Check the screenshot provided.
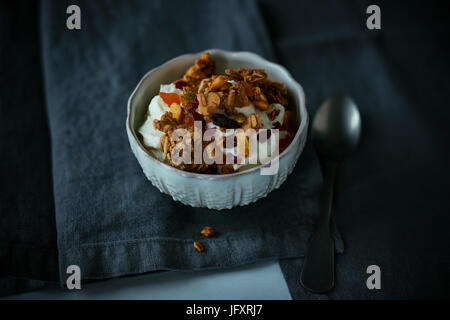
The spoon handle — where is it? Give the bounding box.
[300,160,337,293]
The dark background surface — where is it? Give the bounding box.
[262,0,450,299]
[0,0,58,295]
[1,0,449,299]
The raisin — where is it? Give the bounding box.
[272,121,281,129]
[211,113,241,129]
[175,80,188,90]
[191,111,206,131]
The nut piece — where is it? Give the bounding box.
[227,88,236,108]
[206,92,221,113]
[154,112,178,133]
[197,92,209,115]
[252,87,269,111]
[169,103,183,122]
[201,226,215,237]
[183,52,215,84]
[198,92,222,115]
[262,80,289,106]
[161,135,170,157]
[209,75,230,91]
[234,83,250,108]
[242,113,263,130]
[193,241,205,252]
[235,132,250,158]
[225,68,267,85]
[242,81,254,97]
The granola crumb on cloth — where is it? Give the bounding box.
[193,241,205,252]
[138,52,295,174]
[200,226,215,237]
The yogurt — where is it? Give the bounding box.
[138,83,182,149]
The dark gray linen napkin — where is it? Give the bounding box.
[40,0,343,284]
[4,0,448,300]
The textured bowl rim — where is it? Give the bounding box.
[126,49,308,180]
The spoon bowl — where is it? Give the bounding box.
[312,93,361,160]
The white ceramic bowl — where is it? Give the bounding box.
[127,49,308,210]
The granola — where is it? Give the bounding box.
[200,226,215,237]
[193,241,205,252]
[138,52,295,174]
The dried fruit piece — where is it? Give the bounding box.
[181,91,198,112]
[175,80,188,90]
[182,91,197,103]
[200,226,215,237]
[184,116,194,127]
[210,113,241,129]
[193,241,204,252]
[160,92,181,107]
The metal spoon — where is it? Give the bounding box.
[300,93,361,293]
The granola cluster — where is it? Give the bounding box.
[194,226,216,252]
[151,52,294,174]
